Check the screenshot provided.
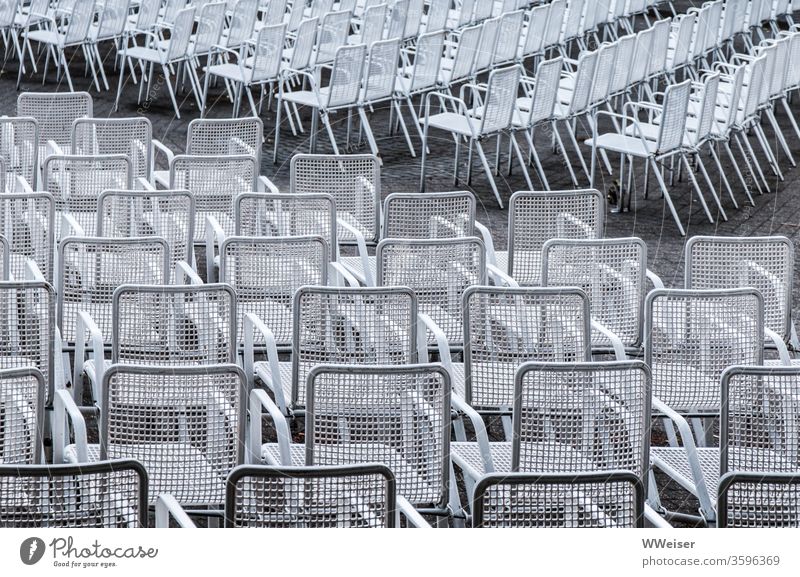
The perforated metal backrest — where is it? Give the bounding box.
[507,189,605,286]
[316,9,352,64]
[289,287,418,406]
[403,0,423,39]
[568,48,598,115]
[0,0,19,27]
[455,0,474,28]
[250,23,286,82]
[326,44,367,108]
[186,117,263,163]
[703,1,724,53]
[628,27,653,86]
[0,117,38,190]
[0,460,148,527]
[644,289,764,414]
[407,30,445,91]
[363,38,401,103]
[670,12,696,70]
[522,4,551,57]
[378,237,485,345]
[17,92,91,152]
[220,236,328,346]
[718,472,800,528]
[291,153,380,244]
[57,237,170,344]
[286,0,306,31]
[542,237,646,349]
[449,24,482,83]
[63,0,95,45]
[655,79,691,153]
[169,154,257,243]
[359,3,388,47]
[101,364,246,506]
[543,0,566,48]
[685,236,793,342]
[134,0,161,29]
[0,192,54,282]
[741,55,767,121]
[479,65,520,134]
[310,0,334,18]
[97,189,194,278]
[71,117,152,181]
[235,192,337,260]
[474,16,501,72]
[225,464,397,527]
[562,0,585,41]
[161,0,187,25]
[386,0,408,39]
[94,0,129,39]
[769,35,790,98]
[607,34,635,96]
[382,191,475,239]
[305,364,450,508]
[290,17,319,68]
[785,31,800,90]
[463,287,592,409]
[693,72,721,144]
[473,471,645,528]
[0,282,55,404]
[166,7,196,60]
[0,368,44,465]
[425,0,449,33]
[494,10,524,64]
[226,0,258,47]
[589,42,617,106]
[263,0,286,24]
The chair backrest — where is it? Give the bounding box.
[692,71,722,144]
[64,0,95,45]
[97,189,194,276]
[111,283,235,365]
[57,237,170,344]
[101,364,246,506]
[741,54,767,122]
[784,31,800,90]
[315,9,352,65]
[644,288,764,413]
[507,189,606,286]
[310,0,335,18]
[134,0,161,30]
[0,460,148,527]
[463,287,592,409]
[562,0,586,43]
[326,43,368,108]
[521,3,551,58]
[359,2,388,48]
[567,48,598,115]
[759,0,774,23]
[718,472,800,528]
[474,16,501,73]
[769,34,791,99]
[607,34,635,96]
[407,30,445,91]
[647,18,670,79]
[166,7,197,61]
[0,192,54,282]
[543,0,566,48]
[448,24,482,84]
[250,23,286,83]
[192,1,227,55]
[71,117,152,181]
[703,1,724,54]
[17,92,92,152]
[286,0,306,31]
[589,41,617,107]
[0,0,19,28]
[403,0,424,40]
[305,363,450,508]
[473,0,493,22]
[654,79,691,153]
[220,235,328,347]
[494,10,524,65]
[225,464,397,527]
[235,192,337,261]
[628,26,653,86]
[542,237,647,350]
[425,0,449,33]
[363,38,401,103]
[0,117,38,190]
[382,191,475,239]
[262,0,287,24]
[717,63,745,134]
[291,153,380,245]
[473,471,645,528]
[186,115,263,164]
[169,155,257,243]
[685,235,793,343]
[386,0,408,39]
[0,368,44,465]
[161,0,187,25]
[94,0,130,40]
[289,17,319,70]
[290,286,419,406]
[377,237,485,344]
[670,12,696,71]
[0,235,6,279]
[478,65,521,134]
[454,0,474,28]
[226,0,259,48]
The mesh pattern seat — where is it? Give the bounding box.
[0,117,38,190]
[290,154,380,245]
[225,464,397,528]
[0,460,147,528]
[498,190,605,286]
[71,118,153,182]
[0,368,44,465]
[0,193,54,282]
[220,236,328,347]
[377,237,485,346]
[472,471,645,528]
[0,282,55,404]
[542,238,647,350]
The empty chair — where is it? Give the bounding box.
[252,364,451,521]
[0,192,55,282]
[472,471,645,528]
[0,116,38,191]
[156,464,425,528]
[0,368,45,465]
[17,91,92,161]
[647,289,765,525]
[0,460,148,527]
[485,190,605,287]
[291,154,380,247]
[70,117,153,185]
[312,9,352,66]
[243,286,421,417]
[55,364,247,515]
[88,0,130,91]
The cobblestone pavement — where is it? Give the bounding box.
[3,0,798,525]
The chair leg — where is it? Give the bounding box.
[722,140,754,206]
[734,132,768,194]
[392,100,416,157]
[509,131,534,190]
[322,111,341,155]
[693,152,727,222]
[358,107,379,158]
[524,129,549,190]
[650,157,685,236]
[753,123,783,180]
[60,50,74,92]
[681,154,714,224]
[114,48,127,111]
[419,117,429,192]
[707,141,738,210]
[162,64,181,119]
[554,121,579,187]
[94,43,109,90]
[473,138,504,209]
[273,96,282,164]
[765,108,796,167]
[738,132,770,192]
[780,98,800,140]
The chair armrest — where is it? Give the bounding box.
[175,260,203,285]
[243,313,288,412]
[765,328,793,365]
[155,494,197,528]
[417,313,452,369]
[591,319,627,361]
[25,259,46,282]
[152,139,176,168]
[397,496,432,528]
[135,176,155,191]
[329,262,360,287]
[487,263,518,287]
[337,218,374,286]
[205,215,226,283]
[451,394,494,473]
[645,504,673,528]
[45,139,64,158]
[61,213,86,237]
[14,175,34,193]
[73,311,106,402]
[258,175,280,194]
[473,221,497,267]
[53,389,88,463]
[646,269,665,289]
[249,388,292,465]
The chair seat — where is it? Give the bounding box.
[420,111,479,137]
[339,255,376,285]
[280,87,330,108]
[23,30,63,46]
[254,360,294,406]
[586,132,658,157]
[125,45,165,64]
[650,446,719,501]
[206,62,254,83]
[651,363,721,414]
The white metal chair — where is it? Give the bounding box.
[0,192,54,282]
[0,368,45,465]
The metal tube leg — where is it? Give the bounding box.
[392,100,416,157]
[708,141,738,209]
[509,132,534,190]
[524,130,549,189]
[694,153,727,221]
[321,111,340,155]
[419,116,430,192]
[765,108,796,167]
[273,95,282,164]
[162,64,181,119]
[739,132,770,192]
[723,140,755,206]
[650,157,686,236]
[474,139,504,208]
[554,122,579,187]
[358,107,379,158]
[566,122,590,182]
[753,123,783,180]
[681,154,714,223]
